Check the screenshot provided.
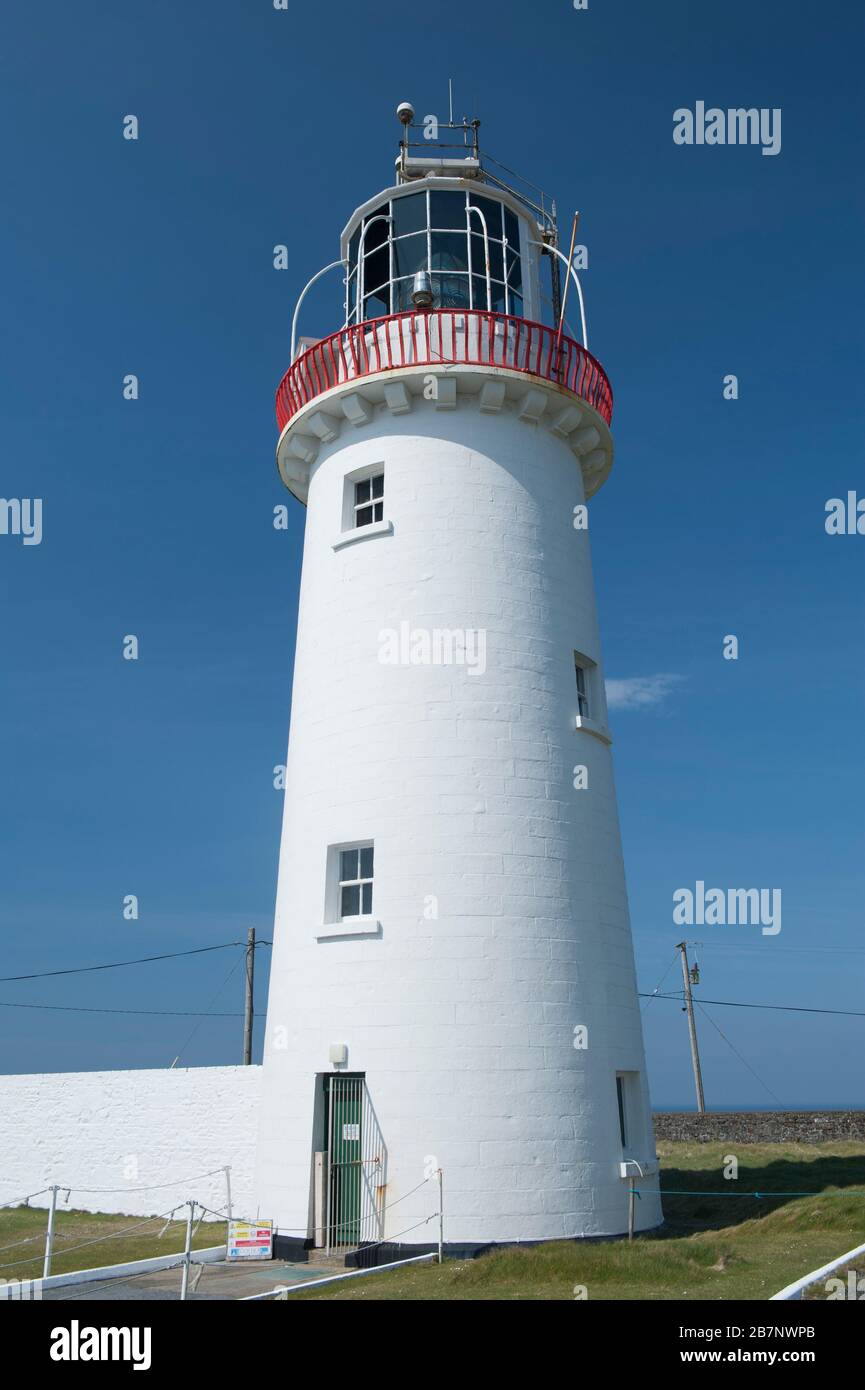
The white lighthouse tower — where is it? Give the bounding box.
[255,110,661,1257]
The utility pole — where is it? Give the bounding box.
[243,927,255,1065]
[676,941,705,1113]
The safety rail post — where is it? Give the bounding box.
[437,1169,444,1265]
[180,1201,195,1302]
[43,1185,59,1279]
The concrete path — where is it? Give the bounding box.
[42,1256,346,1302]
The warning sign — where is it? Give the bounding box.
[227,1219,273,1261]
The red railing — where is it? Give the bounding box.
[275,309,613,432]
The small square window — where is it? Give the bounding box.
[354,473,384,529]
[337,843,374,921]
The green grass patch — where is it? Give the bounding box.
[0,1206,227,1284]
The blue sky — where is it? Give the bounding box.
[1,0,862,1106]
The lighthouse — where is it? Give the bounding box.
[255,109,662,1255]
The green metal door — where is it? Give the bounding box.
[327,1076,362,1250]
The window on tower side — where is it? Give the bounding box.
[616,1075,628,1148]
[338,844,374,920]
[615,1071,642,1157]
[574,653,591,718]
[354,473,384,529]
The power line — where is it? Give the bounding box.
[0,1001,242,1017]
[641,992,865,1019]
[685,942,865,957]
[0,940,271,984]
[170,957,244,1065]
[641,951,679,1013]
[2,990,861,1023]
[695,1001,784,1108]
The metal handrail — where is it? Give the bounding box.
[275,308,613,433]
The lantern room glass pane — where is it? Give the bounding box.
[363,244,389,291]
[431,272,470,309]
[429,189,465,229]
[392,191,427,237]
[430,231,467,272]
[393,232,428,278]
[363,290,389,320]
[470,232,504,282]
[469,193,504,238]
[506,241,522,293]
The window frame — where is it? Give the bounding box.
[337,843,374,922]
[353,472,384,529]
[574,652,594,719]
[616,1075,628,1148]
[615,1071,643,1158]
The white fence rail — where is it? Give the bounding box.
[770,1238,865,1300]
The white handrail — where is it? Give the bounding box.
[290,260,346,363]
[770,1237,865,1300]
[466,206,492,312]
[530,240,588,350]
[356,214,393,330]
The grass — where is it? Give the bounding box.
[0,1206,227,1284]
[293,1140,865,1300]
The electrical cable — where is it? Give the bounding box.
[0,940,270,984]
[640,992,865,1019]
[695,1001,784,1108]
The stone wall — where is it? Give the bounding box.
[654,1111,865,1144]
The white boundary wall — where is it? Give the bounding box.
[0,1065,261,1220]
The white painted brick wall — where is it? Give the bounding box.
[0,1066,260,1221]
[256,392,662,1245]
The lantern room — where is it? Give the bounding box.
[342,180,538,324]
